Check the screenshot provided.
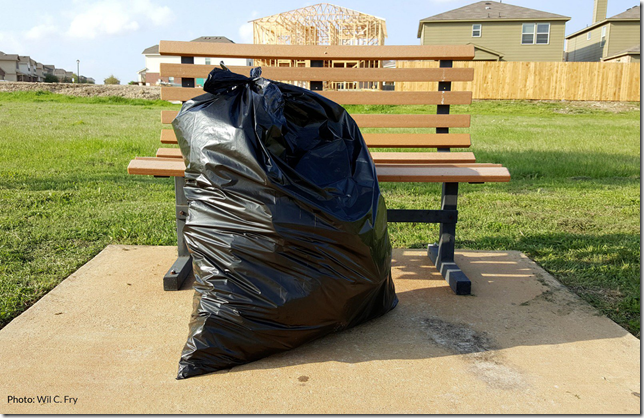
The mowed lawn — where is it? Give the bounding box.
[0,91,640,336]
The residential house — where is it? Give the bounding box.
[140,36,251,87]
[18,56,38,81]
[417,1,571,61]
[35,62,44,82]
[0,52,19,81]
[43,65,55,76]
[53,68,69,82]
[603,44,640,62]
[565,2,640,62]
[0,53,90,83]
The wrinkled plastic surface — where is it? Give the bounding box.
[173,67,398,380]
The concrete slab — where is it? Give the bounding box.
[0,246,639,414]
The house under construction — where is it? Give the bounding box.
[251,3,388,90]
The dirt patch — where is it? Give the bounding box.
[0,82,160,100]
[423,317,494,354]
[552,100,639,114]
[422,317,529,391]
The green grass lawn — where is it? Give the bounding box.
[0,91,640,336]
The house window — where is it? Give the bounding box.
[536,23,550,44]
[205,58,211,65]
[472,24,481,37]
[522,23,549,44]
[522,24,535,44]
[600,26,607,46]
[587,32,592,40]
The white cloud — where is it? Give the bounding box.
[238,22,253,43]
[25,22,59,41]
[238,11,259,44]
[66,0,173,39]
[0,32,25,52]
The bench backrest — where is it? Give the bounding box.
[156,41,475,151]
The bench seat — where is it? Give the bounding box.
[128,157,510,183]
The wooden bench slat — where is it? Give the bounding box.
[161,87,472,105]
[325,91,472,105]
[377,165,511,183]
[161,111,177,124]
[159,41,475,60]
[161,111,471,128]
[363,134,471,148]
[160,63,475,82]
[156,148,477,164]
[371,152,475,163]
[353,114,471,128]
[161,130,471,148]
[128,157,510,183]
[156,148,183,158]
[128,158,186,177]
[160,129,176,144]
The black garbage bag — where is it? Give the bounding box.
[173,67,398,379]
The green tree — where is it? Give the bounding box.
[104,75,120,85]
[43,74,59,83]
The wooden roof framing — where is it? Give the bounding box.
[251,3,387,46]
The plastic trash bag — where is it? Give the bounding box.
[173,67,398,379]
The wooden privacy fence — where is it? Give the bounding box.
[395,61,640,101]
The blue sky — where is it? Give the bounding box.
[0,0,639,84]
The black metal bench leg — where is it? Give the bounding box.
[427,182,471,295]
[164,177,193,291]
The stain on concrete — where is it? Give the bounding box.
[468,352,526,391]
[632,392,640,398]
[519,279,597,317]
[298,375,309,382]
[422,317,493,355]
[422,317,528,391]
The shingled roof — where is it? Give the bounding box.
[0,51,19,60]
[566,5,640,39]
[142,45,159,55]
[418,1,570,37]
[189,36,234,43]
[604,44,640,60]
[142,36,234,55]
[608,5,640,20]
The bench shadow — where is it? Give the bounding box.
[179,248,632,379]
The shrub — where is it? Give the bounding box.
[43,74,59,83]
[104,75,120,85]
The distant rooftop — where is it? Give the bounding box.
[142,36,234,54]
[0,51,19,60]
[609,5,641,20]
[606,44,640,57]
[418,1,570,37]
[566,5,640,39]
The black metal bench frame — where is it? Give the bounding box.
[165,178,468,294]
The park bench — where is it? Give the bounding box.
[127,41,510,295]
